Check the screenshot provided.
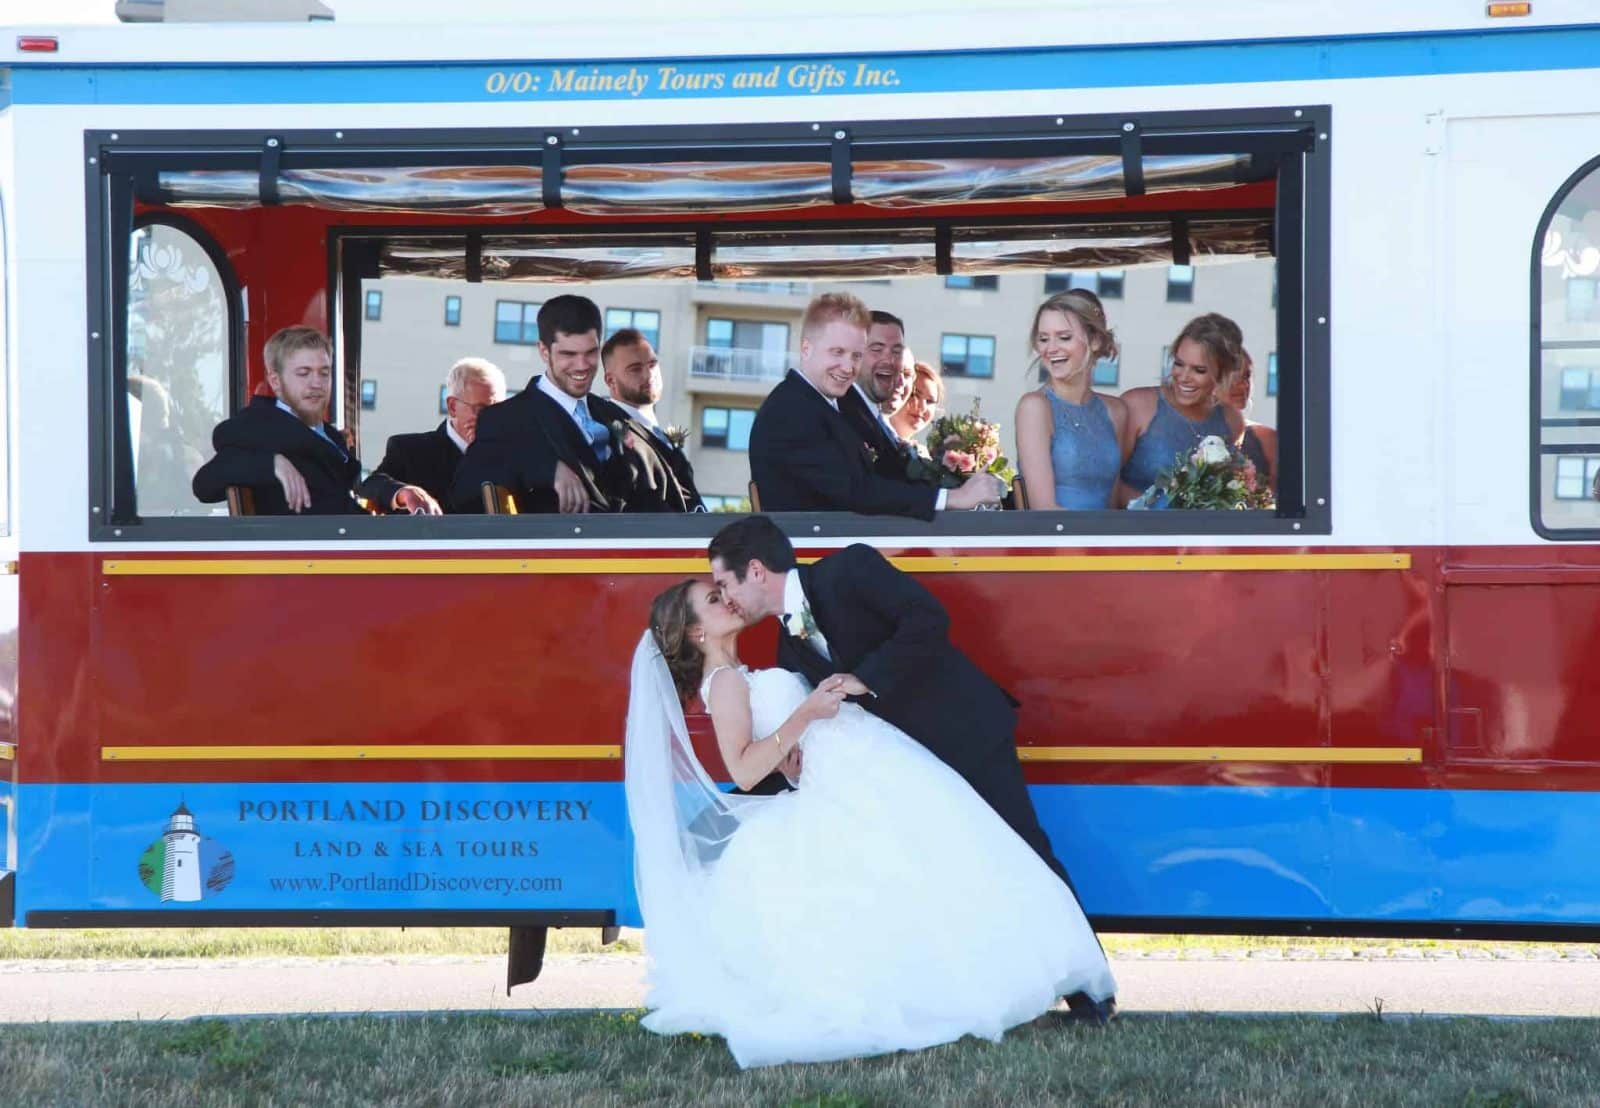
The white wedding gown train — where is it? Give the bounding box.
[640,666,1115,1068]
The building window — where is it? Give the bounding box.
[605,308,661,349]
[941,334,996,378]
[702,406,756,451]
[1267,352,1279,397]
[1166,265,1195,303]
[700,494,749,512]
[365,289,382,321]
[1044,270,1124,299]
[1555,456,1600,499]
[1560,368,1600,410]
[494,300,541,345]
[438,385,450,415]
[946,275,998,291]
[1569,278,1599,323]
[359,379,377,410]
[1091,358,1119,387]
[706,317,789,351]
[444,295,461,327]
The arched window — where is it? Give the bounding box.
[1535,157,1600,536]
[126,219,236,516]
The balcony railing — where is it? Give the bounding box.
[689,345,791,383]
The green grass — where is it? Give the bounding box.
[0,1011,1595,1107]
[0,925,1588,962]
[0,926,640,961]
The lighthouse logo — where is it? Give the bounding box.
[138,801,235,902]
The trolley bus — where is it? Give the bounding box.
[3,2,1600,986]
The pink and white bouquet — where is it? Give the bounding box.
[906,398,1016,489]
[1129,434,1273,510]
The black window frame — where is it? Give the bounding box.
[1043,269,1124,299]
[493,299,541,345]
[82,106,1330,542]
[604,306,662,349]
[1531,151,1600,540]
[940,332,997,379]
[701,405,756,451]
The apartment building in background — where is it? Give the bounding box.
[358,260,1278,508]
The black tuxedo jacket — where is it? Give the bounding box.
[450,377,643,513]
[192,395,402,516]
[748,371,937,520]
[771,544,1072,888]
[373,422,462,508]
[839,385,911,482]
[610,409,706,514]
[776,544,1018,765]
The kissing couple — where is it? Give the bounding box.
[625,514,1115,1068]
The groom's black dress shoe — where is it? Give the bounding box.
[1061,992,1118,1026]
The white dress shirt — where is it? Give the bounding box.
[444,420,468,454]
[610,399,669,445]
[793,369,840,411]
[782,568,831,661]
[536,373,588,427]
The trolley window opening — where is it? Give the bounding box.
[85,108,1329,541]
[1533,152,1600,539]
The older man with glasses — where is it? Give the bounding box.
[372,356,506,511]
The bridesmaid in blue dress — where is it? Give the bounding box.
[1117,312,1247,507]
[1014,289,1129,510]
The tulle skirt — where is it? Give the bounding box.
[641,703,1115,1068]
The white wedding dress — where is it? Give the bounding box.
[628,648,1115,1069]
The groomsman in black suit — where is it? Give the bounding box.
[747,292,1000,518]
[192,326,439,516]
[449,296,662,514]
[371,357,506,510]
[839,309,913,479]
[707,513,1114,1021]
[600,329,705,513]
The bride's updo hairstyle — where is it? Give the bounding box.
[650,579,704,703]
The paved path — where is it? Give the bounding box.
[6,950,1600,1023]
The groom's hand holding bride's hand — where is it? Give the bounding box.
[825,673,873,699]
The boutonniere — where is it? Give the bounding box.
[663,425,689,449]
[782,603,820,640]
[860,441,879,465]
[608,420,638,454]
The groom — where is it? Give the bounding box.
[707,515,1114,1020]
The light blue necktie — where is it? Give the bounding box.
[573,398,612,463]
[312,423,348,461]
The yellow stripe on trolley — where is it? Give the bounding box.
[102,744,621,762]
[1019,746,1421,764]
[102,552,1410,577]
[0,743,14,761]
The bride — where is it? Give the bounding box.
[625,578,1116,1069]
